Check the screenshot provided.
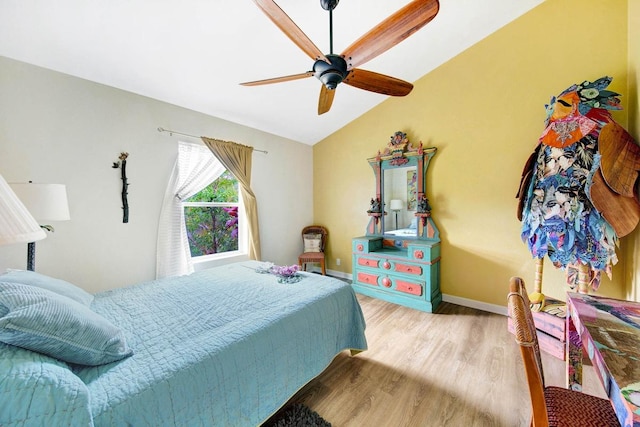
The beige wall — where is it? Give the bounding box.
[314,0,631,306]
[0,56,314,292]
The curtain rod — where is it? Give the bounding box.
[157,127,268,154]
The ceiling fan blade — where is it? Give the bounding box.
[343,68,413,96]
[240,71,314,86]
[253,0,329,63]
[318,85,336,115]
[341,0,439,69]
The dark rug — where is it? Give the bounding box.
[262,403,332,427]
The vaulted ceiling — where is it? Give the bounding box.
[0,1,543,144]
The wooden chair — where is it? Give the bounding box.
[298,226,328,275]
[507,277,619,427]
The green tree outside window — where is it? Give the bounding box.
[183,171,239,257]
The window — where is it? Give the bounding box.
[157,141,253,279]
[183,170,244,259]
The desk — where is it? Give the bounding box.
[566,292,640,427]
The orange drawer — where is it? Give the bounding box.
[396,280,423,296]
[357,272,379,286]
[394,263,422,275]
[358,257,380,268]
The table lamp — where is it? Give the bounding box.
[9,181,70,271]
[0,175,47,261]
[390,199,403,230]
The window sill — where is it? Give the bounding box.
[192,251,249,271]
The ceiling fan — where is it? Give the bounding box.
[241,0,440,115]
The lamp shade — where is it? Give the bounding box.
[0,174,46,245]
[390,199,403,211]
[10,182,70,222]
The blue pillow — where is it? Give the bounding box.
[1,270,94,306]
[0,282,132,366]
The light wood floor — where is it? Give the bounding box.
[290,294,607,427]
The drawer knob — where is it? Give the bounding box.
[382,277,392,288]
[382,261,391,269]
[357,244,364,252]
[414,250,424,259]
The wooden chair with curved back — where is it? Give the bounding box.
[298,225,328,275]
[507,277,619,427]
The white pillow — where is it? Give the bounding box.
[303,234,322,253]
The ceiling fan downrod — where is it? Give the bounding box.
[329,8,334,54]
[317,0,341,89]
[320,0,339,54]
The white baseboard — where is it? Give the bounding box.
[442,294,507,316]
[327,270,507,316]
[325,268,351,280]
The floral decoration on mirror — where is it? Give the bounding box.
[376,131,424,166]
[367,197,383,214]
[417,195,431,213]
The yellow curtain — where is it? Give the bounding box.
[201,137,261,260]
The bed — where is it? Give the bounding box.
[385,217,418,237]
[0,261,367,426]
[385,228,417,237]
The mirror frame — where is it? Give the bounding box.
[365,132,438,240]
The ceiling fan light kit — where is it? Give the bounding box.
[243,0,440,114]
[313,55,348,90]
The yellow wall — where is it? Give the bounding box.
[314,0,631,306]
[626,0,640,300]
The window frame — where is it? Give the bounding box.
[182,174,247,263]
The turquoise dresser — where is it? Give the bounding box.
[352,236,441,312]
[352,132,441,312]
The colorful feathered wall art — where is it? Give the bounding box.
[517,76,640,303]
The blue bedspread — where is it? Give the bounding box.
[0,261,367,426]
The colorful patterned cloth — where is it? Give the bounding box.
[520,77,622,290]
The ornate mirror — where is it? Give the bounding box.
[383,165,417,234]
[365,132,438,240]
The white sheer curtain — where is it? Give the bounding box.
[156,141,225,278]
